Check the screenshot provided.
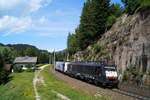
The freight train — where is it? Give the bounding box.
[55,62,118,87]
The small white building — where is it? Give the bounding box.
[13,57,37,70]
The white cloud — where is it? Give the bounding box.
[48,48,65,53]
[29,0,42,13]
[0,0,53,15]
[39,16,47,24]
[0,16,32,36]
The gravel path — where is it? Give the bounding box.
[33,65,48,100]
[51,68,138,100]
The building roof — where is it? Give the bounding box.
[14,57,37,64]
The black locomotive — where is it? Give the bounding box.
[55,62,119,87]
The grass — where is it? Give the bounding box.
[0,72,35,100]
[37,65,108,100]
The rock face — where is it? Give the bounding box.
[73,10,150,77]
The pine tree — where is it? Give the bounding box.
[67,33,78,54]
[77,0,110,50]
[122,0,141,14]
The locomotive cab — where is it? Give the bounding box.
[102,66,118,87]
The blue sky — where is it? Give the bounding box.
[0,0,123,52]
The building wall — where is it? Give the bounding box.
[15,63,35,70]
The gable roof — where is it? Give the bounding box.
[14,57,37,64]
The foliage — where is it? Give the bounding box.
[105,15,117,29]
[0,53,4,69]
[56,52,66,61]
[0,69,10,85]
[76,0,110,50]
[25,47,38,56]
[26,68,34,72]
[141,0,150,8]
[122,0,150,15]
[109,4,124,17]
[67,0,123,55]
[13,65,23,73]
[26,64,35,72]
[0,46,7,53]
[0,72,35,100]
[122,72,129,81]
[67,33,79,55]
[2,48,14,64]
[25,47,49,63]
[122,66,150,86]
[38,51,49,64]
[0,53,11,85]
[148,70,150,75]
[26,64,33,68]
[5,43,49,64]
[106,3,123,30]
[94,44,105,54]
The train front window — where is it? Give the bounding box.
[104,66,116,71]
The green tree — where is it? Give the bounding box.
[38,52,49,63]
[67,33,79,54]
[109,4,123,17]
[0,53,4,69]
[106,4,123,30]
[0,52,10,85]
[2,48,14,64]
[76,0,110,50]
[13,65,23,73]
[123,0,150,14]
[25,47,38,56]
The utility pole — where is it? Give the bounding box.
[53,49,56,68]
[49,54,52,64]
[67,53,69,62]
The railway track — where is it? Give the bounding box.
[112,89,150,100]
[51,68,150,100]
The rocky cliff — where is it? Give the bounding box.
[72,10,150,85]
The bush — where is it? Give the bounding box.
[26,64,35,72]
[94,44,105,54]
[106,15,117,29]
[0,69,10,84]
[26,68,35,72]
[122,72,129,81]
[13,65,23,72]
[26,64,32,68]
